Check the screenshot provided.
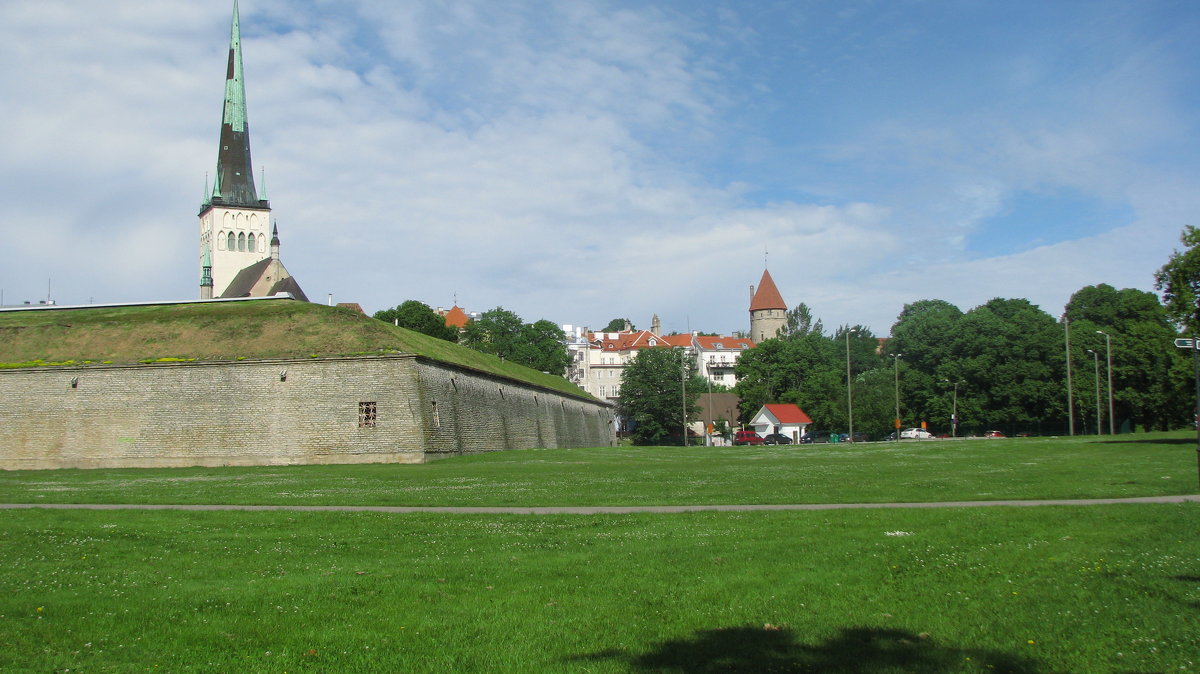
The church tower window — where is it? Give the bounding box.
[227,231,235,251]
[247,233,256,252]
[238,232,246,251]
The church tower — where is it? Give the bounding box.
[749,269,787,343]
[198,0,271,298]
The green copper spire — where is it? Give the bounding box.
[211,0,266,208]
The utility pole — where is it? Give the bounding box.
[846,328,857,442]
[1063,315,1075,436]
[1097,331,1115,434]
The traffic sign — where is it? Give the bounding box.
[1175,338,1196,349]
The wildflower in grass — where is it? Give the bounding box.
[885,531,912,537]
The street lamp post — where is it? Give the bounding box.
[681,352,688,447]
[943,379,962,437]
[846,328,857,442]
[1087,349,1101,436]
[1097,331,1114,435]
[890,353,902,436]
[1063,315,1075,436]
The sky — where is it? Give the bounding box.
[2,0,1199,337]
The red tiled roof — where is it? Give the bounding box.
[750,269,787,311]
[661,334,693,347]
[694,335,756,350]
[443,306,469,328]
[763,404,813,424]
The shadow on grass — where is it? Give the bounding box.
[568,625,1040,673]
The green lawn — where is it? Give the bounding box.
[3,506,1197,672]
[2,433,1199,672]
[1,432,1196,507]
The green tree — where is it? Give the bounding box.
[460,307,525,357]
[1066,284,1190,431]
[512,320,571,375]
[460,308,569,374]
[617,348,702,446]
[373,300,458,342]
[780,303,824,339]
[1154,225,1200,333]
[602,318,634,332]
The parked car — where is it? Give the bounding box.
[733,430,765,446]
[984,430,1006,438]
[799,430,831,444]
[762,433,793,445]
[899,427,934,440]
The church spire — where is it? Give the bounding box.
[211,0,264,208]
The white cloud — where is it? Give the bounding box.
[0,0,1197,342]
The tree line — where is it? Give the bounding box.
[373,301,570,375]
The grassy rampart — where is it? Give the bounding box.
[0,299,587,397]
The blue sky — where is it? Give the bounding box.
[2,0,1198,337]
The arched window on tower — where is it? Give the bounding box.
[217,231,226,251]
[238,232,246,252]
[247,233,256,253]
[226,232,235,251]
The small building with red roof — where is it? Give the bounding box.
[749,403,813,443]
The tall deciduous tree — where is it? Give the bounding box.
[373,300,458,342]
[781,303,824,339]
[617,348,702,446]
[1066,284,1189,431]
[1154,225,1200,333]
[513,320,571,375]
[602,318,635,332]
[460,307,570,375]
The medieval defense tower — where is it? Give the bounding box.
[198,0,272,298]
[749,269,787,343]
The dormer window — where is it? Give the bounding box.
[649,339,657,347]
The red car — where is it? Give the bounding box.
[733,430,765,446]
[984,430,1006,438]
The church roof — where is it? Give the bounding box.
[750,269,787,312]
[267,276,309,302]
[220,259,309,302]
[208,0,267,210]
[221,258,271,298]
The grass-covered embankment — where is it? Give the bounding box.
[2,432,1195,506]
[0,299,586,397]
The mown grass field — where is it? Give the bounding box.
[1,433,1195,507]
[2,433,1199,672]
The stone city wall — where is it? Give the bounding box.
[0,355,615,470]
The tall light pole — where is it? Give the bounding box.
[1087,349,1101,436]
[890,353,902,435]
[846,328,857,442]
[943,378,962,437]
[1097,330,1114,435]
[1063,315,1075,436]
[681,350,688,446]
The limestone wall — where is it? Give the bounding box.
[0,355,615,470]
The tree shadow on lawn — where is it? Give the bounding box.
[567,625,1040,673]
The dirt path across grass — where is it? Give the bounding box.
[2,495,1197,514]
